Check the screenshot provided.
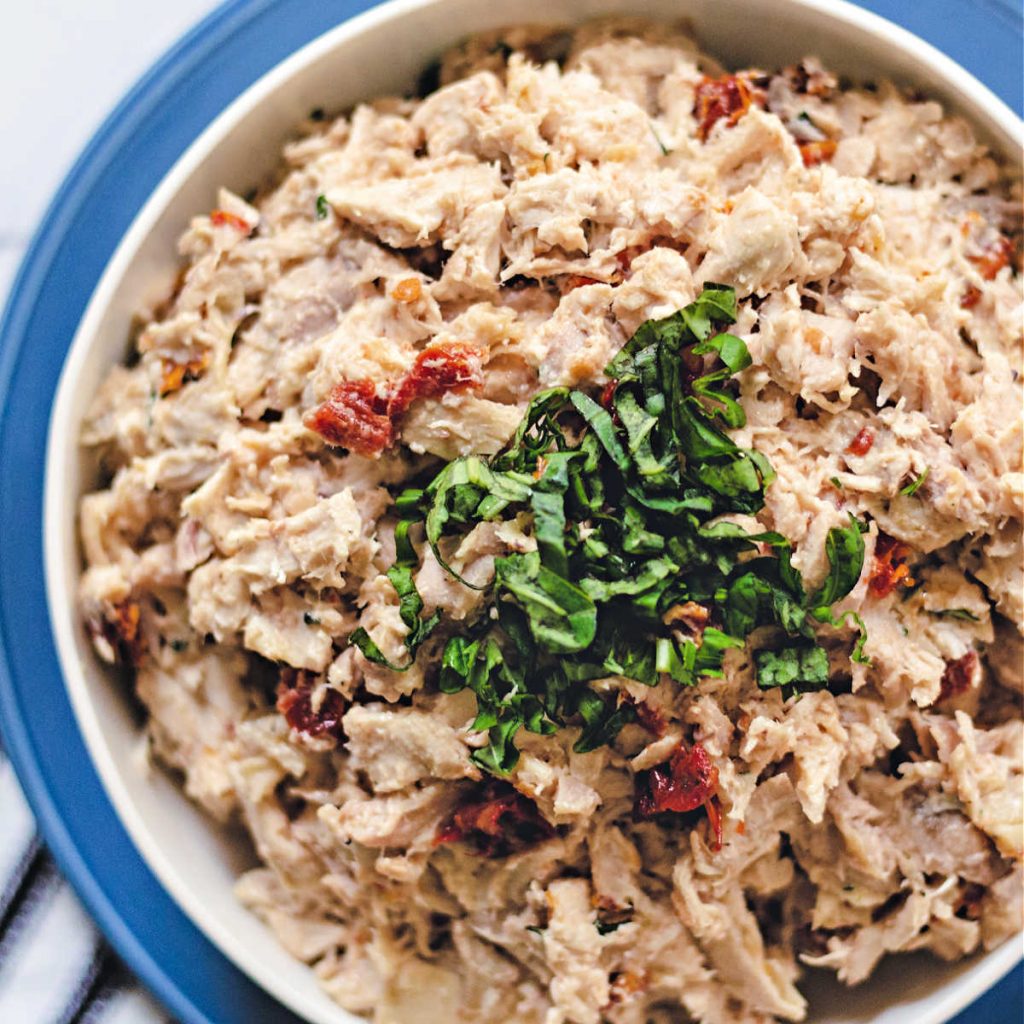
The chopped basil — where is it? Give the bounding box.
[650,122,671,156]
[315,194,330,220]
[351,286,867,772]
[350,519,440,671]
[899,467,929,497]
[755,645,830,690]
[810,516,866,610]
[169,638,188,652]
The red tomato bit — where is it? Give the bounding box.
[435,780,555,858]
[868,534,915,598]
[633,742,721,849]
[276,668,346,740]
[960,285,982,309]
[93,600,145,666]
[939,650,979,702]
[159,352,210,397]
[845,427,874,457]
[799,139,837,167]
[387,342,484,419]
[694,74,764,142]
[210,209,253,233]
[304,379,393,457]
[969,236,1013,281]
[306,344,483,457]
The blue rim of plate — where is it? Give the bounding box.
[0,2,1020,1022]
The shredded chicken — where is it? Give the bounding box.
[77,19,1022,1024]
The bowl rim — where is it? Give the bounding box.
[43,1,1024,1022]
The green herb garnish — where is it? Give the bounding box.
[650,122,671,156]
[350,519,440,669]
[928,608,981,622]
[352,285,867,773]
[315,194,330,220]
[899,467,929,497]
[755,644,830,691]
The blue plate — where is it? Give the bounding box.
[0,2,1020,1022]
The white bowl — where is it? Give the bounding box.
[44,1,1023,1022]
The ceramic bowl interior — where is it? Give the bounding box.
[44,1,1022,1022]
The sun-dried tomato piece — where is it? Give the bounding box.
[969,236,1013,281]
[564,275,601,291]
[633,742,719,828]
[799,139,837,167]
[307,344,482,456]
[159,352,210,397]
[960,285,983,309]
[210,209,252,233]
[694,74,764,142]
[387,342,483,418]
[939,650,979,702]
[275,668,346,740]
[868,534,915,598]
[435,780,554,858]
[845,426,874,457]
[304,379,394,457]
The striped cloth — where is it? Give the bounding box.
[0,749,172,1024]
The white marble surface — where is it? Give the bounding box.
[0,0,218,305]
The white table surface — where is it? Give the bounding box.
[0,5,219,1021]
[0,0,220,302]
